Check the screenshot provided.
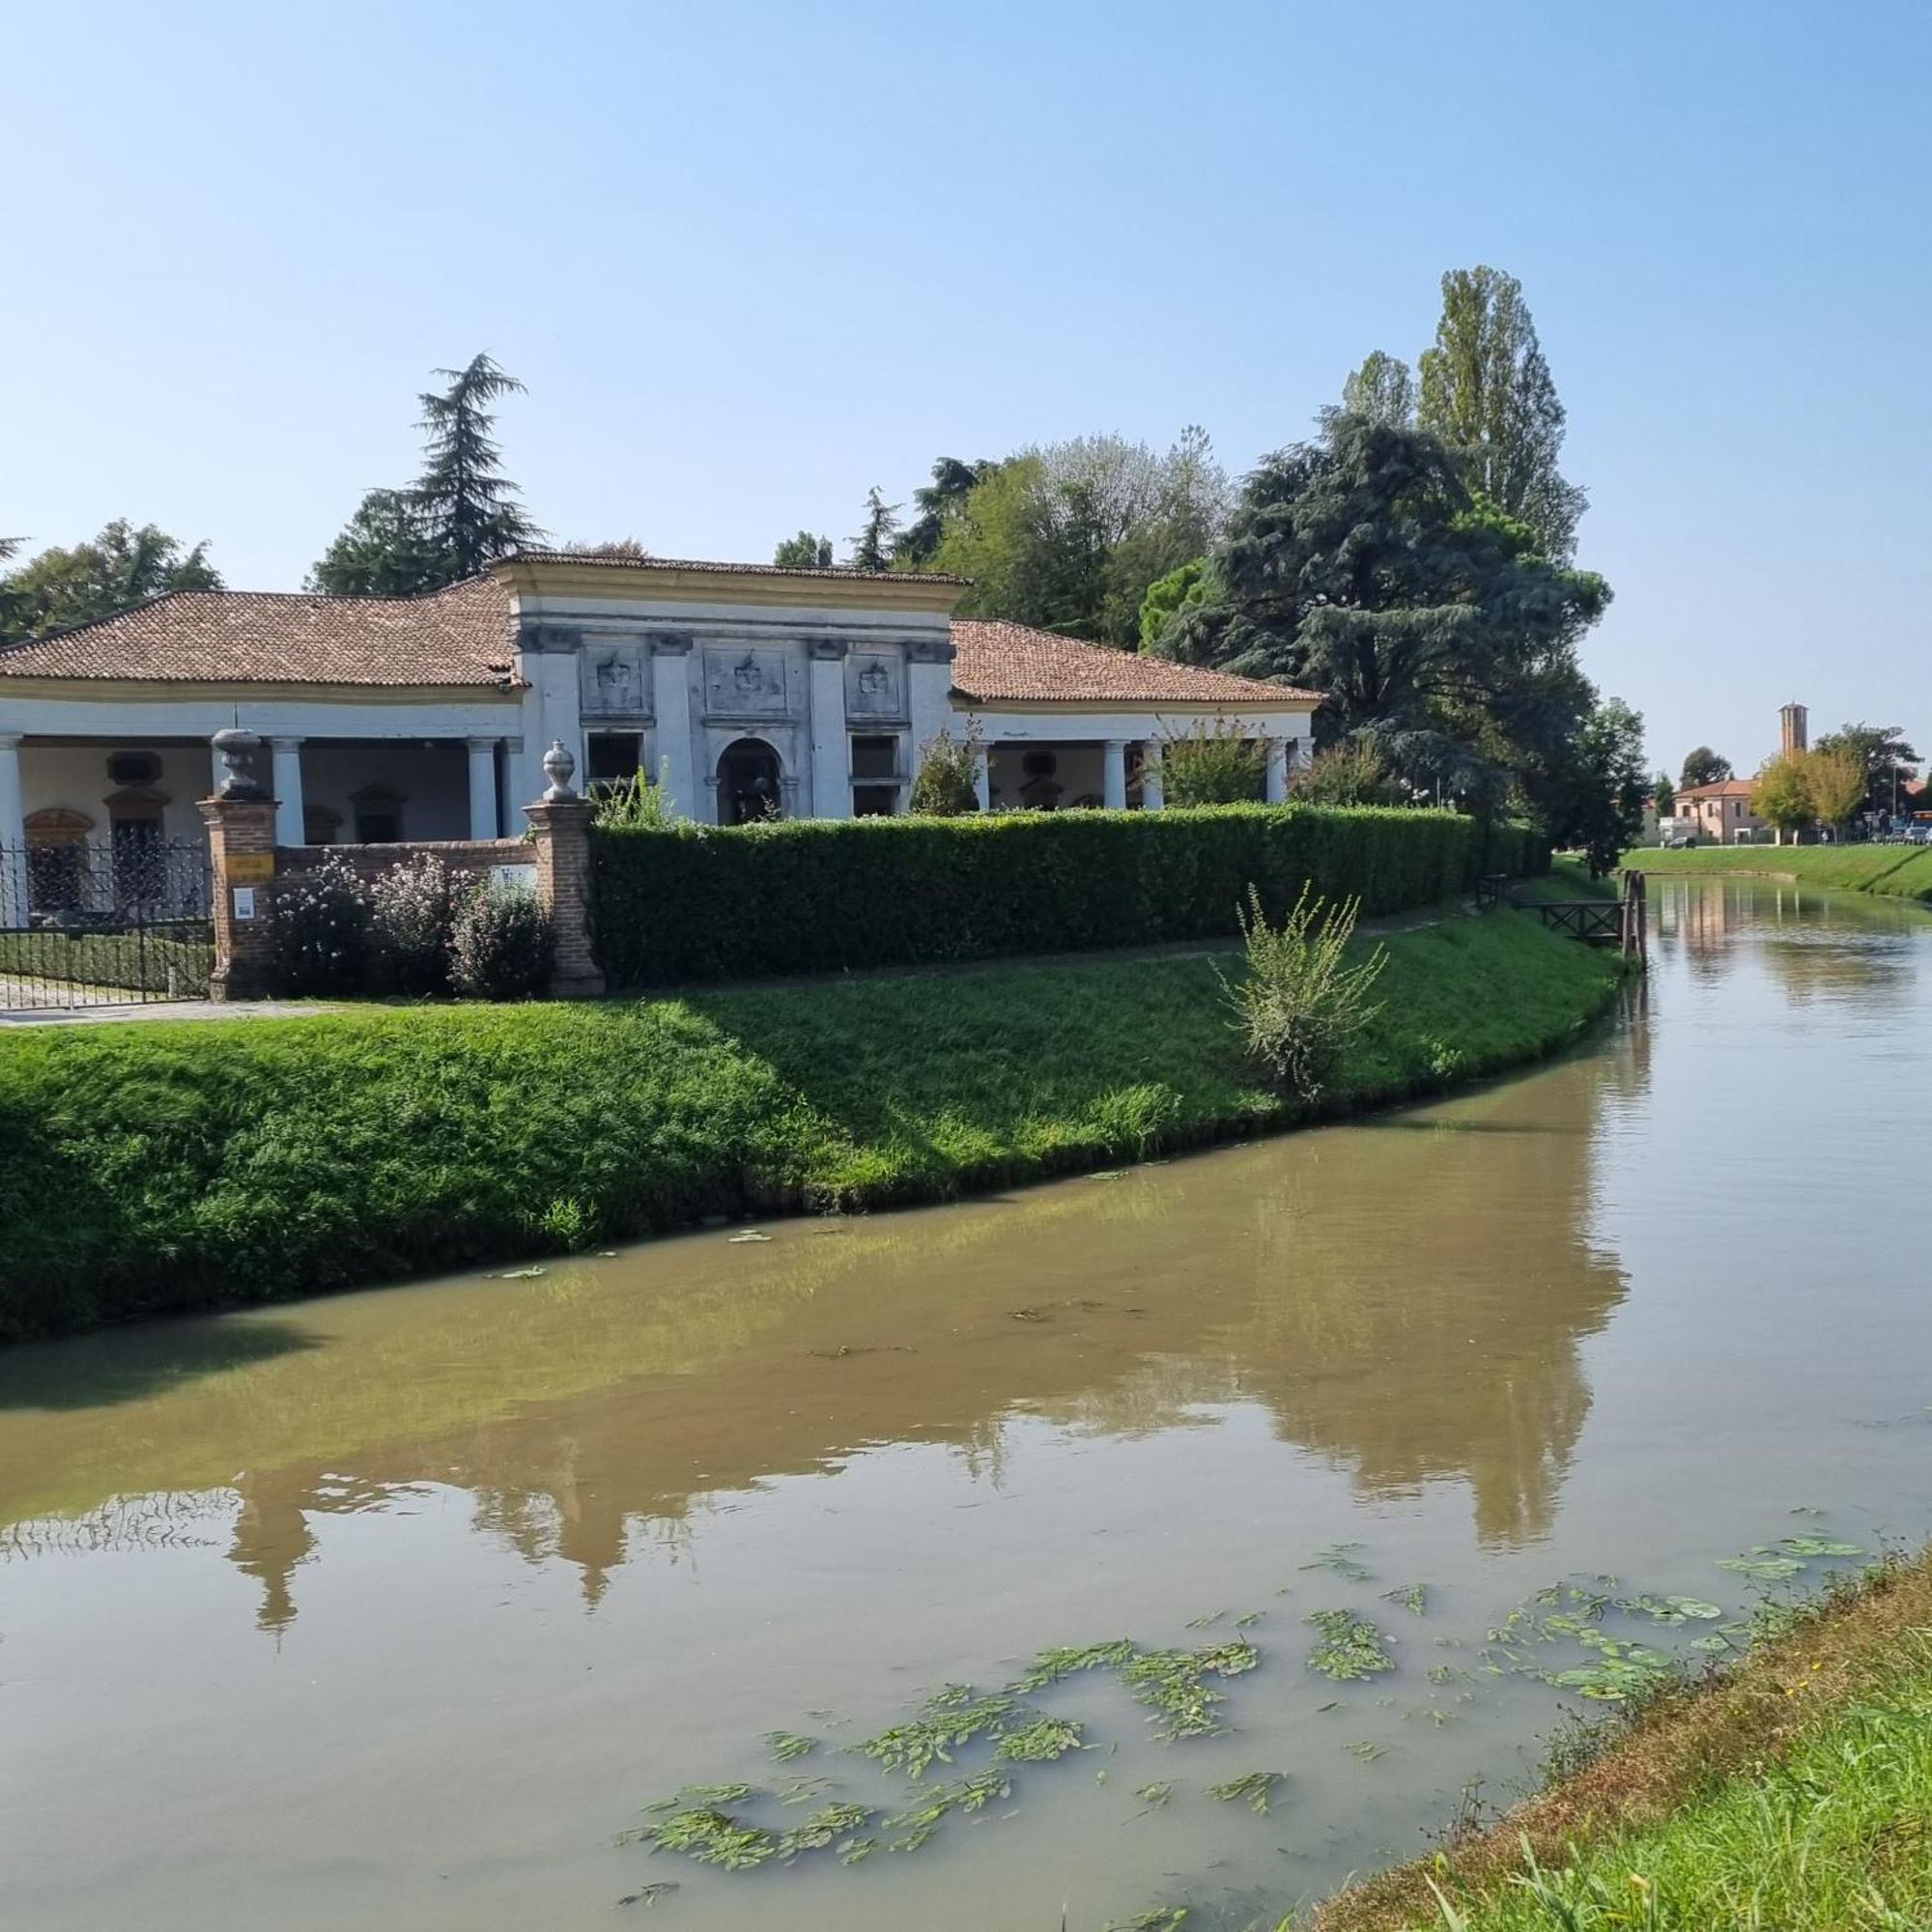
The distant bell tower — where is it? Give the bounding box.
[1779,701,1808,756]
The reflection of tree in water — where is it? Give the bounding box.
[7,1052,1637,1622]
[1027,1061,1634,1547]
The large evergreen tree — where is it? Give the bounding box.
[848,487,901,571]
[1679,746,1733,788]
[0,520,222,644]
[1156,412,1608,808]
[893,458,991,566]
[1417,267,1587,562]
[308,354,541,595]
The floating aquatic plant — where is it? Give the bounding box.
[1546,1635,1678,1702]
[765,1730,816,1763]
[856,1688,1018,1777]
[1133,1780,1174,1807]
[643,1807,778,1869]
[616,1880,678,1907]
[993,1715,1085,1762]
[1719,1550,1805,1582]
[882,1771,1011,1852]
[1300,1542,1375,1584]
[1614,1594,1722,1626]
[1207,1769,1285,1814]
[1383,1583,1430,1616]
[1010,1639,1137,1692]
[1184,1609,1226,1630]
[1305,1610,1395,1681]
[1104,1911,1189,1932]
[1345,1739,1386,1762]
[640,1781,754,1814]
[1121,1639,1259,1741]
[1778,1535,1863,1559]
[774,1802,871,1861]
[776,1776,832,1805]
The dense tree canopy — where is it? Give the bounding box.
[1679,746,1733,789]
[309,354,541,596]
[773,530,834,568]
[0,520,222,644]
[1154,412,1609,814]
[1812,722,1919,818]
[1339,350,1416,428]
[1417,267,1587,563]
[1753,752,1815,841]
[932,428,1230,646]
[1541,696,1649,875]
[893,458,990,566]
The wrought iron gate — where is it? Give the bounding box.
[0,838,214,1009]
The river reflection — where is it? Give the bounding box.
[6,879,1932,1932]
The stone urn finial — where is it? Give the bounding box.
[211,725,266,799]
[541,739,579,802]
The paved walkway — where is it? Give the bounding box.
[0,991,338,1027]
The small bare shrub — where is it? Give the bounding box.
[1218,883,1385,1100]
[1292,740,1406,808]
[267,856,374,997]
[449,885,554,1001]
[369,853,460,996]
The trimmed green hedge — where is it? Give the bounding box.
[591,804,1548,987]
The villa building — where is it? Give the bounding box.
[1673,778,1765,844]
[0,554,1319,902]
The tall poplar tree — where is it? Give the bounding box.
[1417,267,1587,562]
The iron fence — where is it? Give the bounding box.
[0,838,214,1008]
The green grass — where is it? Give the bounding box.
[0,910,1618,1341]
[1505,859,1620,906]
[1311,1552,1932,1932]
[0,925,213,995]
[1630,842,1932,901]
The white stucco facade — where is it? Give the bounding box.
[0,555,1321,887]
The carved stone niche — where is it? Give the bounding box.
[581,639,651,720]
[844,651,905,722]
[702,646,790,720]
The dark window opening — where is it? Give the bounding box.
[853,785,898,817]
[587,732,644,786]
[106,751,162,786]
[850,734,898,781]
[355,811,402,844]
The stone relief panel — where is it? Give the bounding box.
[844,651,906,722]
[702,646,791,720]
[581,640,651,719]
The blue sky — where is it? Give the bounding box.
[5,0,1927,775]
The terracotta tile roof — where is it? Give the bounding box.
[0,576,516,687]
[1676,779,1757,800]
[511,549,967,586]
[950,618,1321,707]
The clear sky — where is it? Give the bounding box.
[5,0,1928,777]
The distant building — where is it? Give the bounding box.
[1778,701,1808,756]
[1674,778,1764,844]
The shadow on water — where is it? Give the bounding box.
[0,1316,320,1412]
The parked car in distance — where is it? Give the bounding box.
[1659,819,1699,848]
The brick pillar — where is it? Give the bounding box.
[524,796,605,998]
[199,792,278,1002]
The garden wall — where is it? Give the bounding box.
[591,805,1548,987]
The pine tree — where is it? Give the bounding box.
[412,355,542,579]
[849,487,900,571]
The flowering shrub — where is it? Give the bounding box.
[369,853,460,996]
[266,857,374,997]
[449,885,554,1001]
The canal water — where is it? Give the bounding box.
[4,879,1929,1931]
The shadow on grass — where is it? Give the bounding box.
[0,1315,322,1410]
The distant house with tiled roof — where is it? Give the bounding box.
[0,554,1319,892]
[1672,777,1766,844]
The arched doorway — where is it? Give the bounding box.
[718,738,782,825]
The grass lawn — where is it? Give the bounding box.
[0,910,1618,1341]
[1630,843,1932,901]
[1308,1550,1932,1931]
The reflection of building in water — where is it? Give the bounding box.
[5,1051,1638,1621]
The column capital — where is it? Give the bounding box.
[649,632,695,657]
[466,735,502,752]
[0,732,21,751]
[1103,737,1129,752]
[808,638,848,662]
[270,734,305,751]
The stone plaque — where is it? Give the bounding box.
[226,851,275,885]
[582,641,650,719]
[703,647,789,719]
[845,651,905,721]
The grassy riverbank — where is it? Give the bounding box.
[1632,842,1932,901]
[0,910,1617,1341]
[1309,1549,1932,1931]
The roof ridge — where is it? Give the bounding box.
[506,550,967,585]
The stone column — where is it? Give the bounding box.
[200,727,277,1002]
[1264,738,1290,804]
[973,736,993,811]
[1102,739,1128,811]
[650,635,696,820]
[0,733,26,919]
[1139,739,1165,811]
[906,637,955,770]
[467,737,500,840]
[808,639,849,819]
[524,742,606,999]
[270,737,305,848]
